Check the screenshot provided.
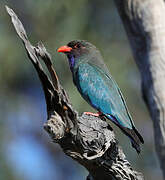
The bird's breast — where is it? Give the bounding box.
[73,63,112,111]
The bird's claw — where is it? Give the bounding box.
[84,111,102,117]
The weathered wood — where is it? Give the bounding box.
[114,0,165,178]
[6,6,144,180]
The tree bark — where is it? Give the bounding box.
[114,0,165,179]
[6,6,144,180]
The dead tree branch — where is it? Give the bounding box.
[6,6,144,180]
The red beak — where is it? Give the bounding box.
[57,45,72,53]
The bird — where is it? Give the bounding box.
[57,40,144,153]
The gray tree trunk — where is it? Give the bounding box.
[114,0,165,179]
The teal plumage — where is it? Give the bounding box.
[58,40,144,153]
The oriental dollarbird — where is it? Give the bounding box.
[57,40,144,153]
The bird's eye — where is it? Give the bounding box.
[77,44,81,48]
[74,44,81,49]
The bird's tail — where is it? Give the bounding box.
[120,126,144,154]
[104,114,144,153]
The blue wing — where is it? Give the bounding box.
[74,63,133,129]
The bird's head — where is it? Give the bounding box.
[57,40,98,70]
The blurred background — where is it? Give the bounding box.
[0,0,162,180]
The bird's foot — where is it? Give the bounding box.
[84,111,102,117]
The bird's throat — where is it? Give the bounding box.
[67,55,75,71]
